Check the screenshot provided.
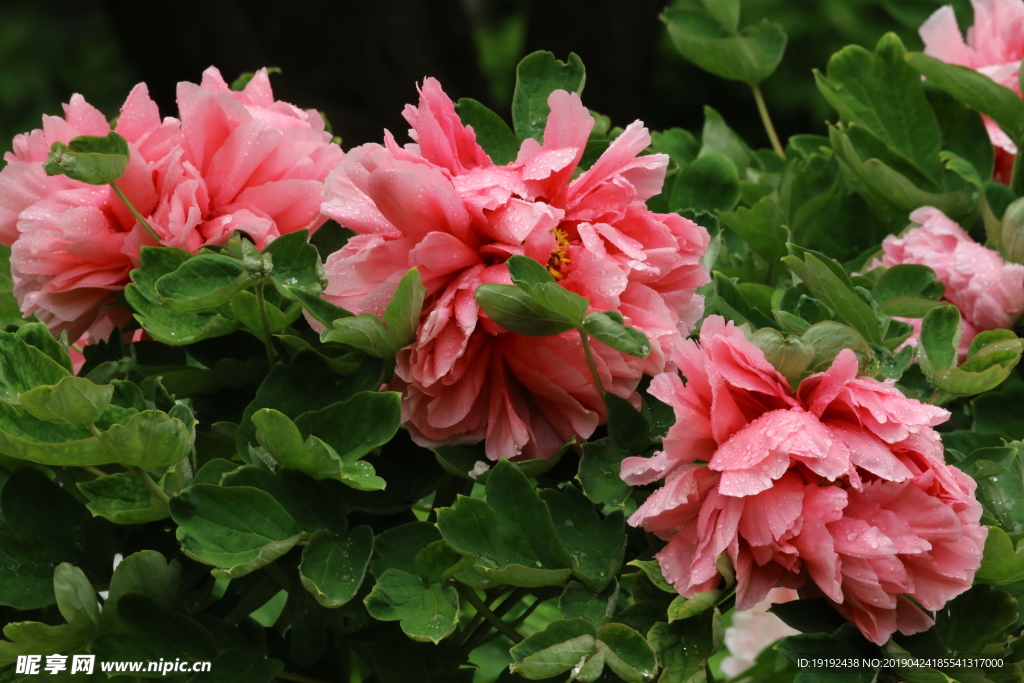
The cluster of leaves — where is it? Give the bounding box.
[4,1,1024,682]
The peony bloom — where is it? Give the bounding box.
[720,588,799,678]
[921,0,1024,181]
[870,206,1024,354]
[319,78,709,460]
[623,316,986,645]
[0,67,342,343]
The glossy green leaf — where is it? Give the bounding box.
[363,569,459,643]
[43,131,130,185]
[220,466,347,536]
[102,550,181,631]
[300,527,373,608]
[455,97,518,164]
[19,376,113,425]
[918,304,961,377]
[170,484,303,579]
[78,471,169,524]
[662,4,786,85]
[293,391,401,463]
[582,312,651,358]
[578,438,632,506]
[667,590,721,622]
[287,285,352,328]
[669,153,740,212]
[815,34,942,184]
[229,290,288,336]
[783,251,881,344]
[976,526,1024,585]
[475,284,578,336]
[540,486,625,592]
[437,459,573,587]
[596,623,657,682]
[935,585,1018,655]
[263,229,323,297]
[155,254,254,312]
[906,52,1024,144]
[559,580,619,626]
[750,328,815,379]
[512,51,586,142]
[509,619,597,680]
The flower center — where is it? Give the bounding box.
[547,228,572,280]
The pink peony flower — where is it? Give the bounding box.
[319,78,709,460]
[921,0,1024,181]
[623,316,986,645]
[870,206,1024,353]
[0,67,342,343]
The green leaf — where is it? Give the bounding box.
[155,254,254,312]
[872,264,944,303]
[507,254,556,290]
[800,321,872,373]
[78,471,169,524]
[299,527,373,608]
[815,34,942,184]
[43,131,130,185]
[700,106,755,172]
[719,191,790,265]
[647,611,724,683]
[1001,197,1024,264]
[669,153,740,212]
[263,229,323,297]
[293,391,402,463]
[783,251,881,344]
[91,594,217,664]
[770,598,847,634]
[596,622,657,682]
[651,128,699,168]
[509,619,597,680]
[436,459,573,587]
[539,486,625,592]
[976,526,1024,584]
[578,438,632,506]
[512,51,586,143]
[829,127,973,222]
[628,559,676,594]
[220,466,347,536]
[0,326,70,402]
[324,268,425,357]
[661,4,787,85]
[927,86,995,182]
[475,284,578,336]
[667,590,721,622]
[455,98,518,165]
[126,247,240,345]
[287,286,351,328]
[0,468,114,610]
[560,580,619,626]
[918,304,961,377]
[102,550,181,630]
[0,404,194,467]
[229,290,288,337]
[582,312,651,358]
[750,328,815,379]
[363,569,459,643]
[371,522,442,577]
[19,376,113,425]
[935,585,1018,655]
[383,267,426,349]
[906,52,1024,145]
[53,563,100,630]
[170,484,303,579]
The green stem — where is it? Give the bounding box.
[255,282,277,366]
[111,183,161,242]
[751,84,786,161]
[463,588,530,650]
[472,592,551,649]
[129,466,170,506]
[81,465,108,477]
[457,584,524,644]
[1011,147,1024,197]
[85,423,103,439]
[578,329,605,395]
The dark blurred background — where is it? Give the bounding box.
[0,0,972,155]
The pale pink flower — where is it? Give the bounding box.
[871,206,1024,353]
[0,68,342,343]
[319,78,709,460]
[720,588,799,678]
[921,0,1024,180]
[623,316,986,646]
